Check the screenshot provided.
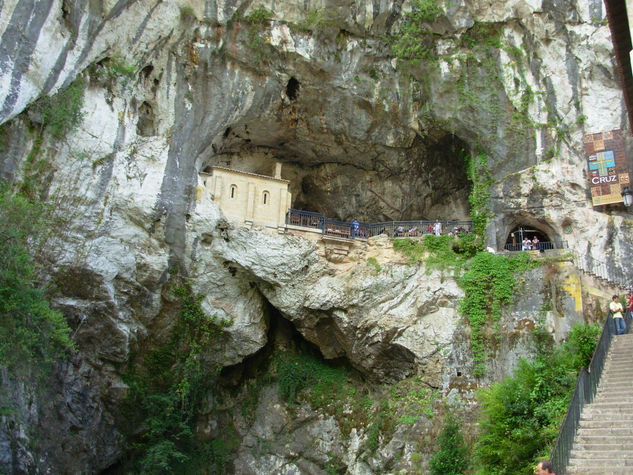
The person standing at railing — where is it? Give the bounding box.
[533,236,543,253]
[627,292,633,319]
[610,295,626,335]
[351,219,359,239]
[522,237,531,250]
[433,219,442,236]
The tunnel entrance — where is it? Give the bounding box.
[504,225,552,251]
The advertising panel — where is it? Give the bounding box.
[584,129,630,206]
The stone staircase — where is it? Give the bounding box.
[566,333,633,474]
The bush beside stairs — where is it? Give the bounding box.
[566,333,633,474]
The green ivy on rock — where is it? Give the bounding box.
[460,252,539,375]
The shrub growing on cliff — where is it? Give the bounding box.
[429,412,469,475]
[392,234,477,275]
[474,322,600,474]
[32,78,85,138]
[390,0,442,67]
[0,187,73,374]
[122,279,231,473]
[465,152,493,244]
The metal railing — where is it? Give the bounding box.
[550,309,633,474]
[572,252,631,289]
[503,241,558,252]
[286,209,324,229]
[285,210,473,240]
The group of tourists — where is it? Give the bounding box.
[521,236,544,252]
[610,292,633,335]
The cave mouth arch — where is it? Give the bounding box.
[504,225,552,251]
[205,120,474,223]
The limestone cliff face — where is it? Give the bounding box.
[0,0,630,472]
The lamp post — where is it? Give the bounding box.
[622,186,633,207]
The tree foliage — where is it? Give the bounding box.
[474,323,601,474]
[429,412,470,475]
[122,280,231,474]
[0,187,73,375]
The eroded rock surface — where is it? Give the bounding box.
[0,0,630,472]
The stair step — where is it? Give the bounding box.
[579,420,633,428]
[578,428,633,436]
[574,443,633,451]
[562,333,633,473]
[594,384,633,391]
[567,468,633,474]
[569,452,633,461]
[582,407,633,412]
[602,370,633,376]
[575,434,633,444]
[591,397,633,404]
[569,457,633,470]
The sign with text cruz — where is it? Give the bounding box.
[584,129,630,206]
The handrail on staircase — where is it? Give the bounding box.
[549,309,633,474]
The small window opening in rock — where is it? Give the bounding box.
[137,101,156,137]
[61,0,70,20]
[504,225,552,251]
[97,57,111,68]
[286,77,299,100]
[263,191,269,204]
[223,127,231,138]
[141,65,154,80]
[457,370,462,376]
[230,185,237,198]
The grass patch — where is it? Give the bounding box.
[392,234,478,275]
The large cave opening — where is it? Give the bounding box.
[205,124,473,224]
[219,302,364,390]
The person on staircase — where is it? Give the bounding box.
[626,292,633,319]
[610,294,626,335]
[535,460,555,475]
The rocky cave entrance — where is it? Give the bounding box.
[207,122,473,224]
[219,304,363,390]
[504,225,553,251]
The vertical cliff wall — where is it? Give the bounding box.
[0,0,630,472]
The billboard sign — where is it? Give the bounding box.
[583,129,630,206]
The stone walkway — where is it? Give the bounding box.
[566,333,633,474]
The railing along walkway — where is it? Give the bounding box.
[286,209,472,240]
[571,251,631,290]
[550,309,633,474]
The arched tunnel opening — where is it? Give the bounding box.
[205,123,473,224]
[504,225,553,251]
